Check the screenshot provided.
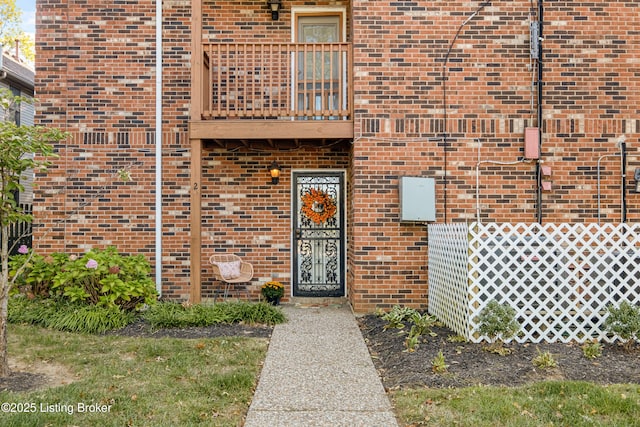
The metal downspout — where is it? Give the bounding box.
[536,0,544,224]
[155,0,163,296]
[621,138,627,223]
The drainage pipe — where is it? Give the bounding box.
[154,0,163,296]
[620,137,627,223]
[535,0,544,224]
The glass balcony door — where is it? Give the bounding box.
[294,14,345,119]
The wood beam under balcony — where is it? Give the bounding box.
[189,119,354,141]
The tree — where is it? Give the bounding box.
[0,0,35,64]
[0,88,65,377]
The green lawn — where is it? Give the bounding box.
[392,381,640,427]
[0,324,268,426]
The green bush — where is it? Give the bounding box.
[477,300,520,354]
[604,301,640,351]
[10,247,158,311]
[9,252,69,297]
[143,301,286,329]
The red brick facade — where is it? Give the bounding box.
[34,1,639,311]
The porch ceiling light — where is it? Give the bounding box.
[268,0,281,20]
[269,161,281,185]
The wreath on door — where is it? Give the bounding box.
[301,188,337,224]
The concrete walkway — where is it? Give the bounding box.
[244,302,399,426]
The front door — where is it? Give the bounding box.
[292,172,345,297]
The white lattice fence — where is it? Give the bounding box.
[427,223,471,339]
[428,222,640,344]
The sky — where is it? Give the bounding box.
[16,0,36,36]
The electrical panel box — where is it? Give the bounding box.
[399,177,436,222]
[525,127,540,159]
[529,21,539,58]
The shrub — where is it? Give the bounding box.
[9,252,69,297]
[49,247,158,311]
[477,300,520,354]
[11,247,158,311]
[604,301,640,351]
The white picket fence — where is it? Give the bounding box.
[428,222,640,343]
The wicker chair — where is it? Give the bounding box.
[209,254,254,300]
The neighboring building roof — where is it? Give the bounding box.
[1,48,35,95]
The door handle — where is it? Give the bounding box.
[295,228,302,239]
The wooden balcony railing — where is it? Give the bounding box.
[200,42,352,120]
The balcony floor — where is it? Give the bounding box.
[189,119,354,149]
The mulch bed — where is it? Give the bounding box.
[357,314,640,390]
[107,318,274,339]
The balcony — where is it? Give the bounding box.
[190,42,354,147]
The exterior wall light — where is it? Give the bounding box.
[268,0,281,20]
[269,161,281,184]
[634,168,640,193]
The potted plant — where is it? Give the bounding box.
[261,281,284,305]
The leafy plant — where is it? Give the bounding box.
[8,296,134,333]
[382,305,418,330]
[447,334,467,343]
[477,300,520,354]
[604,301,640,352]
[9,252,70,297]
[409,311,438,337]
[581,339,603,359]
[404,332,420,353]
[431,350,449,373]
[143,301,286,329]
[0,88,66,376]
[532,349,558,369]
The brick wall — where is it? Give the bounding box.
[34,0,639,312]
[349,0,639,311]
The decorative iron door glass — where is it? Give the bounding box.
[293,172,345,297]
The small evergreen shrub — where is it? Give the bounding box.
[477,300,520,354]
[604,301,640,351]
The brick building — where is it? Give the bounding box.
[34,1,639,312]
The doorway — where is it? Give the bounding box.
[293,11,346,117]
[292,171,346,297]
